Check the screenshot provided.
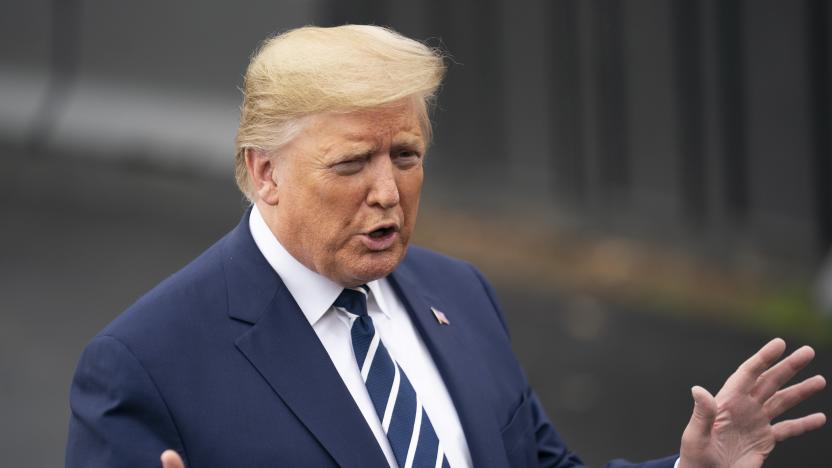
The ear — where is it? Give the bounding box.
[244,148,280,205]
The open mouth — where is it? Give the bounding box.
[368,226,396,238]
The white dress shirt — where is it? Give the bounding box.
[249,206,472,468]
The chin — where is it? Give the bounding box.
[347,250,405,284]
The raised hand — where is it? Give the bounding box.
[161,450,185,468]
[679,338,826,468]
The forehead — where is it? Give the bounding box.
[305,102,425,149]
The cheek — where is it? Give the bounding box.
[399,171,424,208]
[283,187,338,243]
[314,188,366,246]
[299,174,355,218]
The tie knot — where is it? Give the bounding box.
[333,285,370,316]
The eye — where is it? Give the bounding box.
[393,149,422,168]
[333,159,365,175]
[331,152,371,175]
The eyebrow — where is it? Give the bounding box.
[320,130,424,158]
[324,142,379,161]
[391,134,425,149]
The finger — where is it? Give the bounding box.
[772,412,827,442]
[730,338,787,390]
[685,386,718,440]
[161,450,185,468]
[764,375,827,419]
[752,345,815,402]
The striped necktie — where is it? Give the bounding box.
[334,285,450,468]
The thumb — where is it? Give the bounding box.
[687,385,717,439]
[161,449,185,468]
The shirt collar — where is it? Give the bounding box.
[365,281,390,319]
[249,205,391,326]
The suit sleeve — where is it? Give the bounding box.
[66,335,188,468]
[469,264,678,468]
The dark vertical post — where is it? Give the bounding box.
[673,0,707,227]
[808,0,832,255]
[471,0,507,170]
[595,0,630,201]
[548,0,586,204]
[717,0,749,226]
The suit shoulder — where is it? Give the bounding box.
[402,245,476,272]
[399,245,510,331]
[398,245,489,290]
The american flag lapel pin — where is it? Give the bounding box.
[431,306,450,325]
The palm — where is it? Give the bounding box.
[679,339,826,468]
[706,392,775,466]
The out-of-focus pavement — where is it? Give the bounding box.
[1,150,828,467]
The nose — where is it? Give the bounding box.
[366,156,400,208]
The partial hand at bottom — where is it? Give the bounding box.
[679,338,826,468]
[161,450,185,468]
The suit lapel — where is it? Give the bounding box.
[389,266,511,468]
[222,211,388,468]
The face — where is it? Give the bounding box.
[260,100,426,287]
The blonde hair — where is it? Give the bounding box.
[234,24,447,199]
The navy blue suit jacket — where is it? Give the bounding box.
[66,210,677,468]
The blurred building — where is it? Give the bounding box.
[2,0,830,270]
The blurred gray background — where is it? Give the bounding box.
[1,0,830,466]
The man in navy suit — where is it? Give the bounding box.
[66,25,826,468]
